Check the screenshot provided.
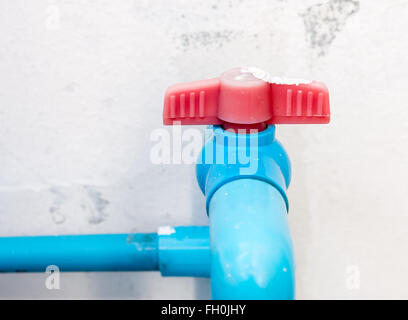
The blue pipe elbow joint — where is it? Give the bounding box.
[196,125,295,300]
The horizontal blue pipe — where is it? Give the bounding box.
[0,227,211,275]
[0,233,159,272]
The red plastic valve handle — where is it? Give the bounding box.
[163,68,330,126]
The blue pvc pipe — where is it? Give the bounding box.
[0,227,211,275]
[209,179,295,300]
[0,233,159,272]
[158,226,210,277]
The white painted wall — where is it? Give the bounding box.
[0,0,407,299]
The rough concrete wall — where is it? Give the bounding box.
[0,0,407,299]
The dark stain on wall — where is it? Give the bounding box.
[49,187,66,224]
[300,0,360,56]
[85,186,110,224]
[179,30,236,50]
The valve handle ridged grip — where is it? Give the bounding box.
[163,68,330,126]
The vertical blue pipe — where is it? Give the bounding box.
[209,179,295,300]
